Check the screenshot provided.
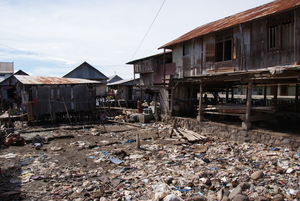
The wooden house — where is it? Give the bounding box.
[126,51,176,114]
[158,0,300,129]
[0,62,14,101]
[0,62,14,82]
[107,75,123,84]
[107,78,140,108]
[63,61,108,98]
[14,70,29,76]
[0,75,100,123]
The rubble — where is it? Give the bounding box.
[0,122,299,200]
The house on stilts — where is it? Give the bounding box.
[129,0,300,130]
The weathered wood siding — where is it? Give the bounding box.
[172,8,300,76]
[134,58,157,73]
[96,84,107,97]
[140,73,155,86]
[28,84,96,116]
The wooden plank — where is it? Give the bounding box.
[177,128,206,141]
[239,114,275,122]
[179,129,207,140]
[203,111,244,117]
[173,129,197,141]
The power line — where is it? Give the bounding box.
[118,0,166,75]
[130,0,166,61]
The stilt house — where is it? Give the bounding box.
[143,0,300,129]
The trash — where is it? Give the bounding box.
[4,133,26,146]
[250,170,264,180]
[0,153,18,158]
[286,168,294,174]
[31,134,46,147]
[163,194,182,201]
[2,122,300,200]
[125,139,135,143]
[50,146,63,151]
[110,158,123,164]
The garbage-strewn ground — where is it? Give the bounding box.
[0,121,299,201]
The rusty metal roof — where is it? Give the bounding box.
[159,0,300,49]
[126,50,172,64]
[14,75,101,85]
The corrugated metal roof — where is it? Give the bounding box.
[0,62,14,73]
[159,0,300,49]
[126,50,172,64]
[107,78,139,86]
[14,75,101,85]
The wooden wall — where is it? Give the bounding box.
[24,84,96,116]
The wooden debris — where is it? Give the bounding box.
[108,120,142,127]
[174,128,207,142]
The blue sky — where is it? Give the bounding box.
[0,0,272,79]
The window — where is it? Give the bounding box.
[267,12,294,52]
[183,42,190,56]
[216,34,232,61]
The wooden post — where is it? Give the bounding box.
[273,85,278,110]
[136,134,140,149]
[49,98,53,124]
[169,88,174,116]
[62,97,72,127]
[243,81,252,130]
[197,82,203,122]
[296,84,299,110]
[263,86,267,106]
[226,84,229,103]
[163,48,166,86]
[154,91,158,121]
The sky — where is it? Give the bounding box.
[0,0,272,79]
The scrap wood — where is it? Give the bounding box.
[53,134,75,139]
[108,120,142,128]
[173,129,199,141]
[172,129,184,140]
[179,128,207,140]
[177,128,207,142]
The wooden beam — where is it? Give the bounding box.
[264,86,267,106]
[245,81,253,127]
[198,83,203,122]
[295,84,299,111]
[226,84,229,103]
[273,85,278,109]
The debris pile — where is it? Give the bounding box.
[0,123,299,200]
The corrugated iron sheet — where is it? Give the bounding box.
[159,0,300,49]
[14,75,101,85]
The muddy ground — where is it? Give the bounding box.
[0,120,299,201]
[0,121,180,200]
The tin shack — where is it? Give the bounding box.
[0,75,100,123]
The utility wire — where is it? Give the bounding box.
[118,0,166,74]
[130,0,166,61]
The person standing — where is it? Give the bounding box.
[137,99,142,113]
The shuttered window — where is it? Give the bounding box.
[267,12,294,52]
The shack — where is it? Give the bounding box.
[63,61,108,99]
[107,78,140,108]
[157,0,300,129]
[126,51,176,115]
[0,75,100,123]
